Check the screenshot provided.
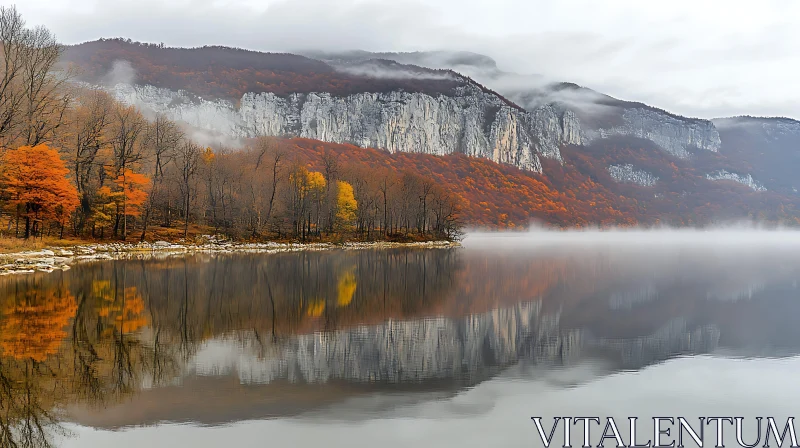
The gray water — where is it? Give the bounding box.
[1,231,799,447]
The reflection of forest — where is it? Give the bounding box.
[0,246,799,441]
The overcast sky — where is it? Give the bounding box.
[12,0,800,119]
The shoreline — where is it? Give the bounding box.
[0,238,461,276]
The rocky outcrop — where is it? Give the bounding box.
[587,108,722,158]
[111,83,583,173]
[607,164,659,187]
[706,170,767,192]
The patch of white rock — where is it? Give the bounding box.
[705,170,767,192]
[607,164,659,187]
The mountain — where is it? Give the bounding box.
[60,40,800,226]
[310,50,800,195]
[63,39,582,173]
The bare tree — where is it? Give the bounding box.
[0,6,71,148]
[174,140,200,239]
[140,114,183,241]
[254,137,284,232]
[377,170,394,236]
[65,88,113,232]
[0,5,26,145]
[321,149,339,233]
[17,24,71,146]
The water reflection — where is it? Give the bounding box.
[0,236,799,445]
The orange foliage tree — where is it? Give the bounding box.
[98,168,150,239]
[0,144,80,239]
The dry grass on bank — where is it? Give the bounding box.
[0,235,86,254]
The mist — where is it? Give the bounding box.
[335,50,623,118]
[333,60,456,81]
[462,226,800,250]
[18,0,800,120]
[101,60,137,86]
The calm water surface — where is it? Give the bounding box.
[1,231,800,447]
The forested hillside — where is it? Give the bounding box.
[62,39,465,100]
[288,138,800,228]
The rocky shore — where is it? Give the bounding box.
[0,237,460,276]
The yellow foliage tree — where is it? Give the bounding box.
[289,168,326,199]
[335,180,357,230]
[201,146,215,165]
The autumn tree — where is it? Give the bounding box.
[287,165,326,240]
[98,168,150,238]
[109,105,147,239]
[335,180,357,231]
[1,144,79,238]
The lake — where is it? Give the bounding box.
[1,230,799,447]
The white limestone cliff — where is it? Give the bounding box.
[587,108,722,158]
[111,83,582,173]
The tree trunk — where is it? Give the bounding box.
[184,188,190,239]
[122,169,128,240]
[140,206,151,242]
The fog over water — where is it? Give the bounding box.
[0,231,798,447]
[463,227,800,249]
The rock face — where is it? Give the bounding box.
[587,108,722,158]
[111,83,581,173]
[706,170,767,192]
[607,164,659,187]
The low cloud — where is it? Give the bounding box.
[18,0,800,120]
[101,60,137,86]
[333,60,456,81]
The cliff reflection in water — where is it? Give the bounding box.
[0,241,800,443]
